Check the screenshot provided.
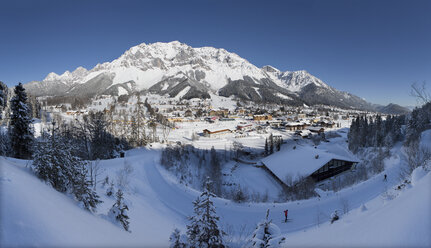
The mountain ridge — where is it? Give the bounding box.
[24,41,402,112]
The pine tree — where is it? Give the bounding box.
[33,127,101,211]
[72,162,102,212]
[86,111,117,159]
[109,189,130,232]
[10,83,33,159]
[248,209,285,248]
[269,134,274,154]
[264,138,268,156]
[187,178,225,248]
[0,81,7,120]
[33,133,70,192]
[169,228,188,248]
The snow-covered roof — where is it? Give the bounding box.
[286,122,306,126]
[261,145,358,182]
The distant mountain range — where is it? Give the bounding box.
[24,41,409,113]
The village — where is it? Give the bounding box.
[35,93,384,198]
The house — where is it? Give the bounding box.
[253,114,273,121]
[202,129,232,137]
[209,109,229,117]
[237,124,253,132]
[268,119,283,128]
[294,129,312,139]
[307,127,325,134]
[167,117,184,122]
[318,120,336,128]
[260,145,359,187]
[285,122,308,131]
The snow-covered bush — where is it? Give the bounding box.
[106,182,115,197]
[330,210,339,224]
[108,189,130,232]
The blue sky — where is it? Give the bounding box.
[0,0,430,106]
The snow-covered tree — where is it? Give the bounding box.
[269,133,274,154]
[72,162,102,212]
[109,189,130,232]
[186,178,225,248]
[33,135,71,192]
[264,138,268,156]
[0,130,10,156]
[33,129,101,211]
[169,228,188,248]
[10,83,33,159]
[0,81,7,120]
[247,209,286,248]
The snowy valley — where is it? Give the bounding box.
[0,41,429,247]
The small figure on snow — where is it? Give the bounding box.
[331,210,339,224]
[384,174,387,182]
[283,209,288,222]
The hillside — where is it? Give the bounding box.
[1,130,430,247]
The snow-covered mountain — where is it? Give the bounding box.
[25,41,375,109]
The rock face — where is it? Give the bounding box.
[24,41,392,111]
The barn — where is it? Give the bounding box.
[260,145,359,187]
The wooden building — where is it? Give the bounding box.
[202,129,232,137]
[307,127,325,134]
[285,122,308,131]
[253,114,273,121]
[209,109,229,117]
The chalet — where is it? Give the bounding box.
[261,145,359,187]
[202,129,232,137]
[307,127,325,134]
[297,113,306,119]
[318,120,336,128]
[236,108,246,115]
[184,109,193,117]
[237,124,253,132]
[253,114,273,121]
[268,119,283,128]
[209,109,229,117]
[167,117,184,122]
[294,129,312,139]
[285,122,308,131]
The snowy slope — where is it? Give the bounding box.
[286,170,431,247]
[1,136,430,247]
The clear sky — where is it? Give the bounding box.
[0,0,430,106]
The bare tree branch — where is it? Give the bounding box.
[410,81,430,105]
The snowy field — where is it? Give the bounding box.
[1,130,430,247]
